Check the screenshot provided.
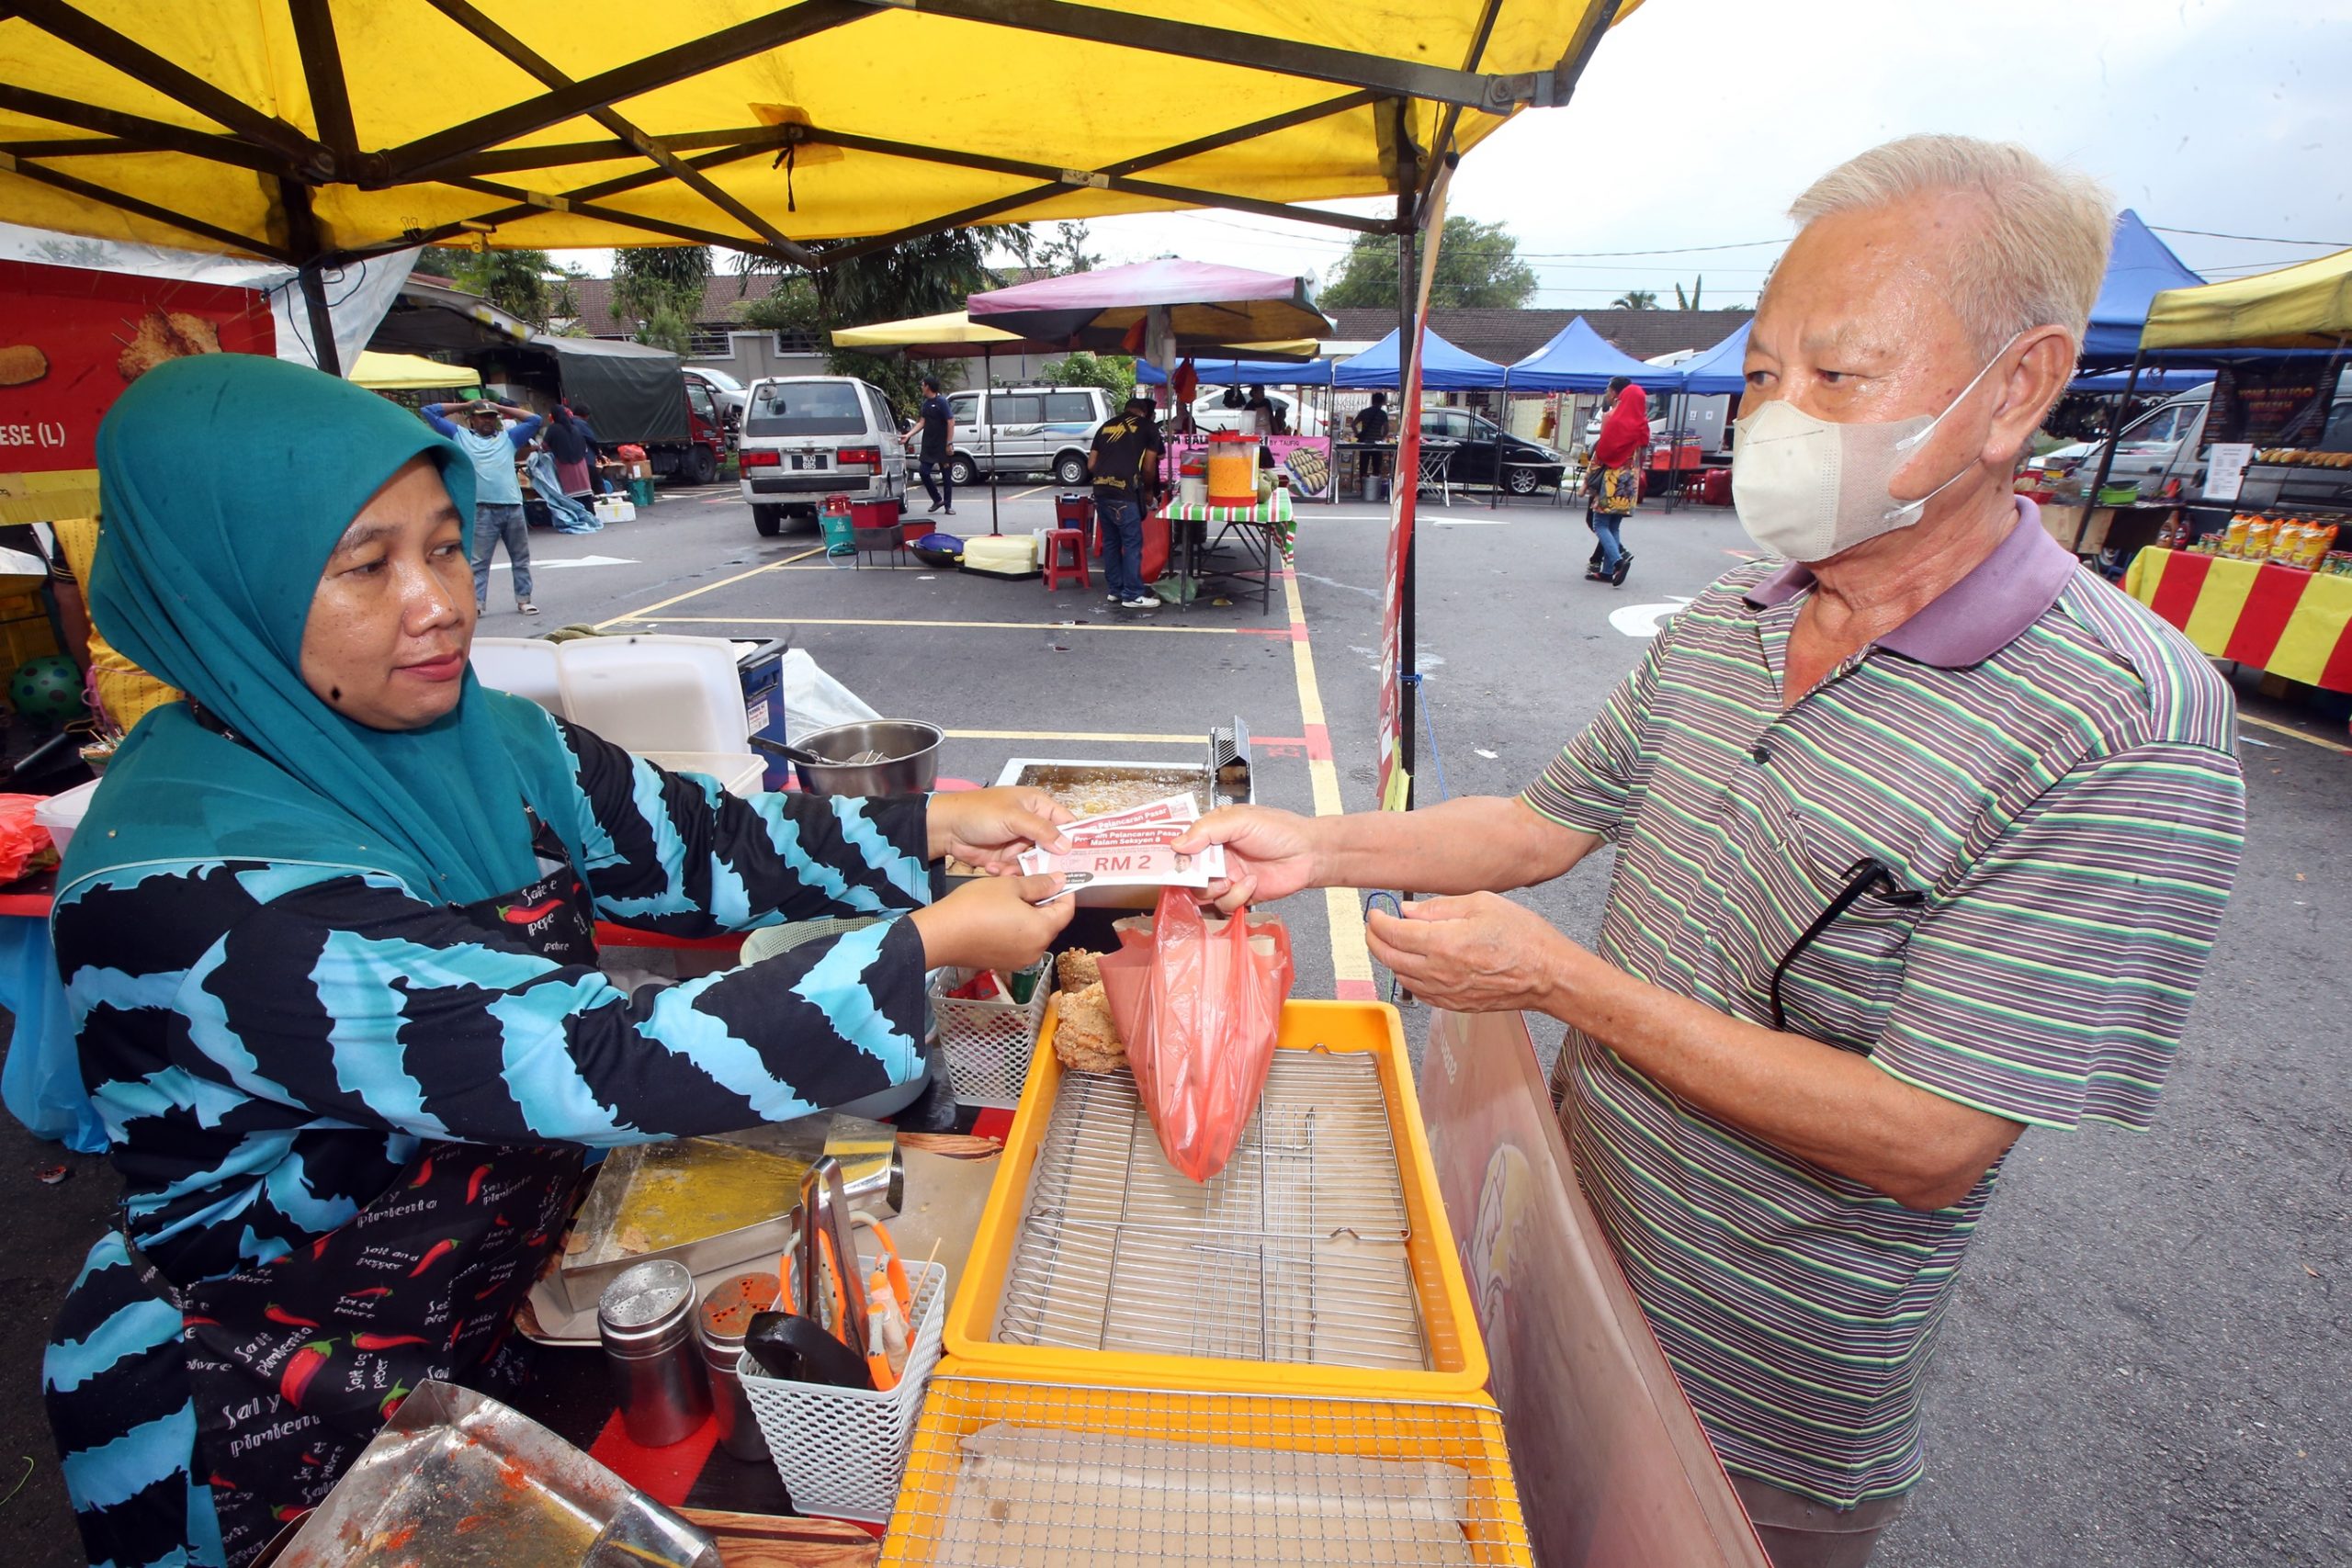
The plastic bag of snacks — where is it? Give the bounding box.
[1098,889,1295,1183]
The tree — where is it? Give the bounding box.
[1319,217,1537,310]
[412,245,561,325]
[1042,350,1134,403]
[1672,276,1703,310]
[1001,220,1099,278]
[613,246,713,347]
[738,230,996,418]
[1611,290,1659,310]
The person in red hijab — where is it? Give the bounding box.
[1585,376,1648,584]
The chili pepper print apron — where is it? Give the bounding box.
[139,814,597,1564]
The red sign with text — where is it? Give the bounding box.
[0,259,276,522]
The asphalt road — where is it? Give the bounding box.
[0,477,2344,1564]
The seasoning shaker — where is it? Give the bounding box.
[596,1258,710,1447]
[697,1270,781,1463]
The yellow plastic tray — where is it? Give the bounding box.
[880,1375,1534,1567]
[940,998,1489,1399]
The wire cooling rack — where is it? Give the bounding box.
[879,1377,1534,1568]
[992,1048,1429,1371]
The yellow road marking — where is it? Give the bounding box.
[2241,712,2352,756]
[1280,570,1373,987]
[594,547,820,628]
[614,615,1247,636]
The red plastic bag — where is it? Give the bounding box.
[1097,888,1295,1182]
[0,795,56,885]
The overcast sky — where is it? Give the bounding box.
[1052,0,2350,310]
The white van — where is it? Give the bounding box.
[738,376,908,536]
[1189,387,1329,438]
[941,386,1110,488]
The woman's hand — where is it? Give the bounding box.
[926,787,1074,873]
[1171,805,1323,915]
[909,874,1075,972]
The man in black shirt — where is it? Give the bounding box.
[1088,393,1163,610]
[912,376,956,515]
[1351,390,1392,479]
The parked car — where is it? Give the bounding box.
[940,385,1111,487]
[2028,376,2352,508]
[1189,387,1329,438]
[1419,406,1566,494]
[684,366,748,431]
[737,375,909,536]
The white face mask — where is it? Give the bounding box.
[1731,338,2017,561]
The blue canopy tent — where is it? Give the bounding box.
[1673,322,1751,395]
[1333,327,1510,389]
[2083,210,2206,366]
[1508,317,1684,392]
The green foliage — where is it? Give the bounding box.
[1320,218,1537,310]
[1042,351,1135,403]
[1611,290,1659,310]
[736,231,997,421]
[1001,220,1100,278]
[634,305,695,355]
[1672,276,1703,310]
[613,246,713,335]
[415,245,560,325]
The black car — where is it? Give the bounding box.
[1417,407,1567,494]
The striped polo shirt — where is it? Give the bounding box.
[1521,502,2245,1507]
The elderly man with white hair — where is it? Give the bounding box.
[1176,134,2245,1566]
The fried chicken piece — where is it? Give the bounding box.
[164,312,222,355]
[116,309,225,382]
[1056,949,1102,990]
[1053,981,1125,1074]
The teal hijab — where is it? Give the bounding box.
[64,354,565,907]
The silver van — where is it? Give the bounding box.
[2032,376,2352,506]
[738,376,908,536]
[941,386,1110,488]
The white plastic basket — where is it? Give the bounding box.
[928,963,1052,1107]
[739,1258,947,1523]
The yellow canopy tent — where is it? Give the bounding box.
[350,348,477,389]
[831,311,1040,357]
[0,0,1638,280]
[2141,248,2352,352]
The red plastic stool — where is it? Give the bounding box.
[1042,528,1091,591]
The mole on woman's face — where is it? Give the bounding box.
[330,686,342,703]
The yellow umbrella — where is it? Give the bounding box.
[831,311,1039,358]
[2141,248,2352,352]
[350,349,477,390]
[0,1,1640,267]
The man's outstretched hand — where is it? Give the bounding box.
[1365,892,1572,1016]
[1173,805,1323,914]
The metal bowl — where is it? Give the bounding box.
[791,719,943,797]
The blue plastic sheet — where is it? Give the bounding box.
[0,915,106,1152]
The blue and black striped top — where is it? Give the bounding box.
[55,704,933,1288]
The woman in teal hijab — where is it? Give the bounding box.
[45,354,1070,1568]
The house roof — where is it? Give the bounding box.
[562,272,792,335]
[1327,307,1754,367]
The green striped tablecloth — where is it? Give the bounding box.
[1164,491,1295,557]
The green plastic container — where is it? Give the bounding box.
[628,477,655,507]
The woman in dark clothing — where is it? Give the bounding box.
[44,355,1072,1567]
[541,403,595,499]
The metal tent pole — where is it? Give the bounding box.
[985,343,1000,535]
[1396,220,1420,810]
[2077,347,2145,553]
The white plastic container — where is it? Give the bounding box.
[469,637,568,716]
[33,777,100,855]
[1179,475,1207,507]
[593,496,638,524]
[557,635,749,755]
[739,1258,946,1523]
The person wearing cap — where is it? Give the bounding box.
[422,398,545,616]
[1088,392,1164,611]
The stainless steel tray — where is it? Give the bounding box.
[268,1381,718,1568]
[992,1050,1430,1371]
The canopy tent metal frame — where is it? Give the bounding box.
[1,0,1631,806]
